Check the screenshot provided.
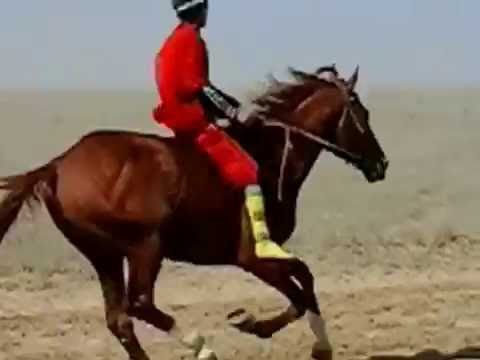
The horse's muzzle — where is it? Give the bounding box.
[363,157,389,182]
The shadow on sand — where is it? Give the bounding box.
[368,347,480,360]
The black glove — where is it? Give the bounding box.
[207,84,241,108]
[198,84,240,121]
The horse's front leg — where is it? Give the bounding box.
[230,258,332,359]
[228,258,306,338]
[289,259,333,360]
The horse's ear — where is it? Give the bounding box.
[316,64,338,77]
[347,65,360,91]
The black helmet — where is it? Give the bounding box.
[172,0,208,15]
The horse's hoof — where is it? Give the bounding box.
[311,341,333,360]
[197,347,218,360]
[227,308,247,320]
[227,309,256,332]
[161,313,176,332]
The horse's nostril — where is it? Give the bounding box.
[382,158,389,170]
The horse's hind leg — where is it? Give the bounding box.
[125,232,175,332]
[125,233,216,359]
[94,255,150,360]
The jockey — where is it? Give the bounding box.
[152,0,292,260]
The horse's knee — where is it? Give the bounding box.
[107,311,133,338]
[291,304,307,318]
[128,294,154,319]
[291,260,314,285]
[106,309,120,331]
[132,294,151,310]
[118,313,134,335]
[130,294,175,331]
[128,294,153,319]
[289,260,321,315]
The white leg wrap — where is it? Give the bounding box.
[307,311,331,348]
[181,330,205,356]
[197,347,218,360]
[169,326,217,359]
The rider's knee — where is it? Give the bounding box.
[224,161,258,188]
[195,125,259,188]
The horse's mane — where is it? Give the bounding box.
[250,65,344,121]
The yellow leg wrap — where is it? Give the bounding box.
[245,185,294,260]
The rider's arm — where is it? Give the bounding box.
[177,29,208,102]
[177,27,243,122]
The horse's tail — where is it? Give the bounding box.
[0,162,56,243]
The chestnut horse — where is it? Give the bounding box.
[0,65,388,359]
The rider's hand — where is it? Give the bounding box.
[233,105,258,128]
[235,108,248,124]
[215,118,232,129]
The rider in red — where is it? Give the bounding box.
[152,0,292,260]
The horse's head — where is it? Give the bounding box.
[314,65,389,183]
[247,65,388,192]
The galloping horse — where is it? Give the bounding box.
[0,65,388,360]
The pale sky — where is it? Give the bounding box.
[1,1,478,91]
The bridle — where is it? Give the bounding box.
[260,85,367,202]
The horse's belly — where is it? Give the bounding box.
[163,210,244,265]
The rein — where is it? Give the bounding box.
[262,107,364,202]
[248,67,368,202]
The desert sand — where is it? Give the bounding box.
[0,87,479,360]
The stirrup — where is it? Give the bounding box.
[255,239,294,260]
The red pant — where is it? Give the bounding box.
[195,125,258,188]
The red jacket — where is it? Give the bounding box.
[153,23,211,135]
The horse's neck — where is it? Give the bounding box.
[228,123,319,243]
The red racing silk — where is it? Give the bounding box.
[152,23,258,188]
[153,23,211,135]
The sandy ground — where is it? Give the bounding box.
[1,267,480,360]
[0,87,479,359]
